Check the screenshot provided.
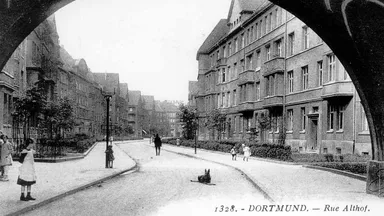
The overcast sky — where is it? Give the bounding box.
[55,0,232,102]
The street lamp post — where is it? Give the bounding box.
[194,116,199,154]
[104,94,112,168]
[147,110,152,144]
[194,128,197,154]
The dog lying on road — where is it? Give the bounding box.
[190,169,215,185]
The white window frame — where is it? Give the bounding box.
[301,107,306,131]
[303,26,309,50]
[328,54,336,82]
[318,61,323,86]
[287,109,293,131]
[301,66,309,90]
[337,105,345,131]
[328,104,337,131]
[256,82,260,100]
[288,71,294,93]
[288,32,295,56]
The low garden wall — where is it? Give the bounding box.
[162,138,292,161]
[162,137,370,175]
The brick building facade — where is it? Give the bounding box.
[194,0,371,155]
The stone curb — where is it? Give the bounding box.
[6,165,138,216]
[6,142,138,216]
[303,165,367,182]
[158,146,275,203]
[83,141,100,156]
[165,143,370,182]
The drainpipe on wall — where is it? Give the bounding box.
[282,8,288,145]
[353,87,356,154]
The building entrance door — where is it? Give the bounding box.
[309,119,318,150]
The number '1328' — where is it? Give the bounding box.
[215,205,236,212]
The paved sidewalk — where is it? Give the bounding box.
[153,142,383,206]
[0,141,136,216]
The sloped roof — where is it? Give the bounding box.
[142,95,155,110]
[239,0,269,12]
[93,73,120,94]
[128,90,141,106]
[159,101,179,112]
[227,0,269,20]
[59,46,75,71]
[196,19,229,60]
[120,83,129,98]
[155,100,164,112]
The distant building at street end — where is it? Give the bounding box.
[128,90,143,139]
[156,100,181,137]
[141,95,155,136]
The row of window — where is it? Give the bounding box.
[287,53,348,93]
[205,54,347,112]
[211,13,322,72]
[210,7,285,67]
[213,26,321,85]
[204,83,263,111]
[204,105,368,135]
[75,81,88,92]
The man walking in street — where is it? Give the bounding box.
[154,134,162,156]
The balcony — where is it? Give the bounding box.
[262,56,285,77]
[263,95,283,108]
[321,81,354,99]
[238,69,256,85]
[0,70,15,91]
[216,57,227,67]
[237,101,254,112]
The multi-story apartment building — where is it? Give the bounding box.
[59,46,106,137]
[188,81,198,107]
[154,101,169,136]
[0,14,176,142]
[93,72,120,136]
[141,95,155,136]
[0,40,27,136]
[155,100,180,137]
[195,0,371,155]
[128,90,143,138]
[117,83,130,136]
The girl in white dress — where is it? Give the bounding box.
[242,144,251,162]
[17,138,37,201]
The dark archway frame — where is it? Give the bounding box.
[0,0,383,195]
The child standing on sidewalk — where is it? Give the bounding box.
[230,147,237,161]
[17,138,37,201]
[105,145,114,168]
[242,144,251,162]
[0,135,14,181]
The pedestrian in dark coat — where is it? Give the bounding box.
[0,135,13,181]
[105,145,114,168]
[154,134,162,156]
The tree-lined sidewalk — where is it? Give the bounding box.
[0,142,136,216]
